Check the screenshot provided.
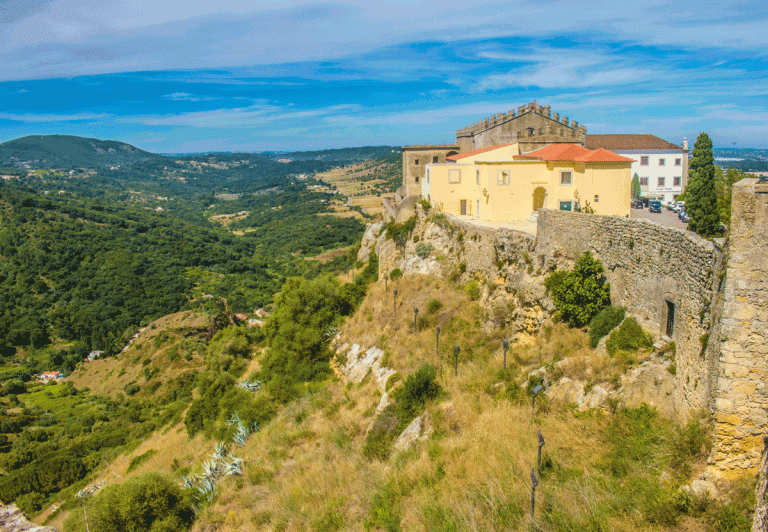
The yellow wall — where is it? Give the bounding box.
[424,159,630,221]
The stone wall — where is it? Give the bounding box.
[536,209,725,418]
[711,178,768,475]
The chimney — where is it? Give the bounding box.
[683,137,688,150]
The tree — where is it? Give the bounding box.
[716,166,745,225]
[686,133,719,235]
[631,173,642,199]
[548,252,611,328]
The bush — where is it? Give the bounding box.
[589,306,626,347]
[606,318,653,357]
[363,365,441,460]
[549,252,611,327]
[389,268,402,281]
[464,281,480,301]
[426,299,443,314]
[415,243,434,259]
[63,472,194,532]
[385,216,417,241]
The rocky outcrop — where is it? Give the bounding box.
[0,505,57,532]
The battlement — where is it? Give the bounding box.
[455,101,586,140]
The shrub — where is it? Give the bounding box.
[464,281,480,301]
[385,216,417,241]
[589,306,626,347]
[127,449,157,473]
[63,472,194,532]
[549,252,611,327]
[426,299,443,314]
[606,318,653,357]
[389,268,402,281]
[415,242,434,259]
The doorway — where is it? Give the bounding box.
[533,187,546,210]
[460,199,467,215]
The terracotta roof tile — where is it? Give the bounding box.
[585,134,682,150]
[446,143,515,161]
[514,144,634,163]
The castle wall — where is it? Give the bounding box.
[536,209,724,418]
[710,178,768,475]
[402,146,459,197]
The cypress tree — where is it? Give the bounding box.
[631,173,642,199]
[687,132,719,235]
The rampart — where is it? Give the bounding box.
[711,178,768,475]
[536,209,725,418]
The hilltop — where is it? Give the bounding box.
[0,135,169,169]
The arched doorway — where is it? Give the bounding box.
[533,187,547,210]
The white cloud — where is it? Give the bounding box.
[0,111,112,122]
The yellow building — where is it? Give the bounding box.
[422,143,633,221]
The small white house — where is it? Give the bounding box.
[586,134,689,204]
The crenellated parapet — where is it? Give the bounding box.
[455,101,587,152]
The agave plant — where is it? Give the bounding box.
[223,457,244,476]
[225,412,242,427]
[237,379,262,392]
[211,441,230,462]
[178,475,195,489]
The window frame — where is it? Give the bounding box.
[658,177,665,187]
[432,156,439,164]
[639,177,649,186]
[497,170,510,186]
[675,158,681,166]
[448,169,461,184]
[659,158,666,166]
[673,176,681,187]
[560,170,572,186]
[414,158,419,165]
[640,156,649,166]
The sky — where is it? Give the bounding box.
[1,0,767,153]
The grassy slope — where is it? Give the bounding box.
[188,275,736,532]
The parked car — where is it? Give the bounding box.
[649,200,662,213]
[678,209,686,219]
[631,199,644,209]
[682,213,690,223]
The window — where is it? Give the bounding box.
[414,158,420,165]
[665,300,675,337]
[476,170,480,185]
[594,194,599,203]
[426,169,430,184]
[497,171,510,185]
[673,176,681,187]
[639,177,648,186]
[432,156,439,163]
[527,127,535,137]
[448,169,461,184]
[415,176,419,184]
[675,158,681,166]
[559,201,573,211]
[659,158,666,166]
[658,177,665,187]
[640,156,649,166]
[560,171,572,185]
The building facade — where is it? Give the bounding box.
[585,134,689,204]
[423,144,632,222]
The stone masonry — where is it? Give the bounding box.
[536,209,724,418]
[711,178,768,475]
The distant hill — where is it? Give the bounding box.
[282,145,400,163]
[0,134,170,169]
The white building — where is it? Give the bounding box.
[586,134,689,204]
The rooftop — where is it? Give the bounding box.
[514,144,634,163]
[585,134,683,151]
[446,144,516,162]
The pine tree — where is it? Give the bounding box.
[686,132,719,235]
[631,173,642,199]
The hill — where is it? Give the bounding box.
[0,135,169,169]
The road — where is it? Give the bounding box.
[630,207,690,230]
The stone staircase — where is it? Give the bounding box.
[526,211,539,224]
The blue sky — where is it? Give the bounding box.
[1,0,767,152]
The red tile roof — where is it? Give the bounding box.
[514,144,634,163]
[585,134,683,150]
[446,143,515,161]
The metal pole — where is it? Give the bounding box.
[384,274,388,293]
[532,385,543,417]
[454,345,460,376]
[537,430,545,475]
[502,338,509,370]
[393,289,397,316]
[530,467,539,522]
[414,307,419,334]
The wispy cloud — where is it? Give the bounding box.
[162,92,218,102]
[0,111,112,123]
